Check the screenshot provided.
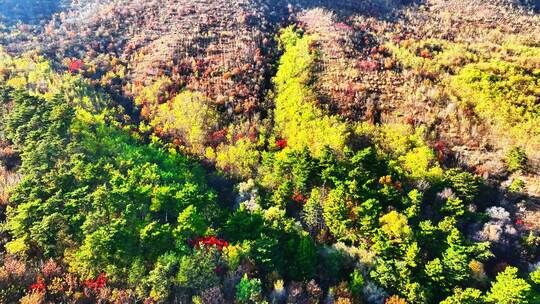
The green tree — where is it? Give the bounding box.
[485,267,531,304]
[2,88,217,285]
[444,169,483,203]
[174,205,208,241]
[323,185,354,241]
[236,274,262,304]
[441,288,484,304]
[146,252,179,303]
[287,234,317,281]
[302,188,324,235]
[176,248,219,291]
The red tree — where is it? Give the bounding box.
[68,59,85,73]
[30,277,46,292]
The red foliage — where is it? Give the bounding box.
[292,192,307,204]
[30,277,46,292]
[335,22,353,31]
[515,218,524,226]
[405,115,415,125]
[419,49,432,59]
[358,60,379,72]
[84,273,107,291]
[233,134,245,142]
[68,59,84,73]
[41,259,61,278]
[434,140,447,162]
[248,130,258,143]
[276,139,287,149]
[188,236,229,251]
[210,129,227,145]
[463,106,475,117]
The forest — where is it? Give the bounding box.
[0,0,540,303]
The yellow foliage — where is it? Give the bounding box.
[450,61,540,153]
[133,76,173,112]
[5,236,29,255]
[274,27,349,157]
[151,91,219,152]
[215,139,260,178]
[469,259,487,281]
[380,211,412,243]
[368,124,443,181]
[398,146,444,181]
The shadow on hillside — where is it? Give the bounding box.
[522,0,540,11]
[0,0,65,26]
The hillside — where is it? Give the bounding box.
[1,0,540,303]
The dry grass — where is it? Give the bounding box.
[0,166,22,205]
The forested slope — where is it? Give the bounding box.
[0,0,540,303]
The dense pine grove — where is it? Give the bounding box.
[0,0,540,303]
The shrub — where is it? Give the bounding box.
[385,295,408,304]
[19,291,45,304]
[450,61,540,151]
[306,280,323,303]
[508,178,526,193]
[200,286,225,304]
[505,147,528,173]
[235,274,262,304]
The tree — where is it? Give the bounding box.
[323,185,354,241]
[302,188,325,235]
[379,211,412,244]
[146,252,179,303]
[215,138,260,178]
[176,249,219,291]
[174,205,208,241]
[441,288,484,304]
[530,268,540,285]
[286,234,317,281]
[485,267,531,304]
[444,169,482,203]
[140,222,175,261]
[2,88,218,286]
[273,26,348,156]
[151,91,219,152]
[223,206,264,242]
[236,274,262,304]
